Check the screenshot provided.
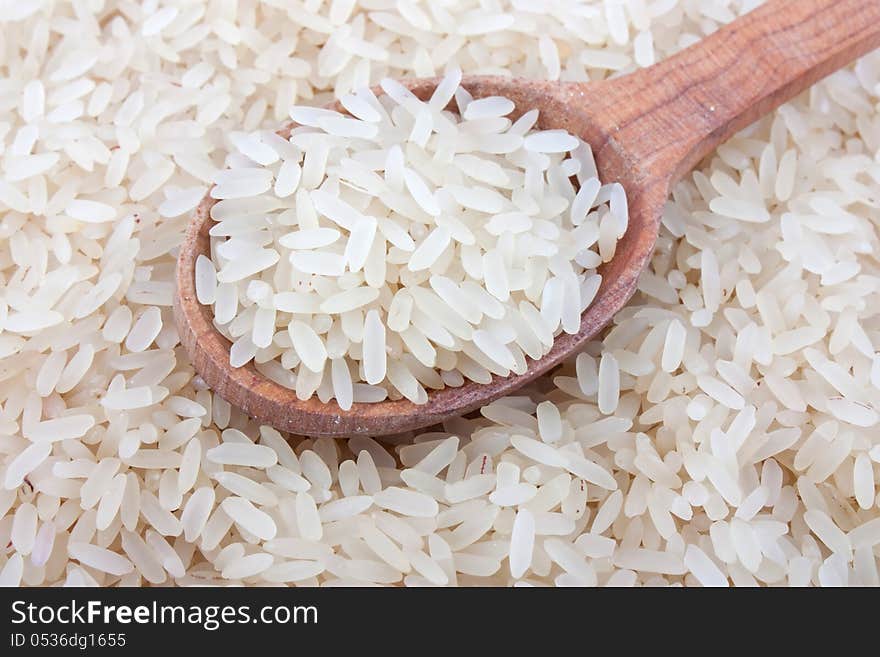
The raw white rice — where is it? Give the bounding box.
[0,0,877,590]
[200,72,620,405]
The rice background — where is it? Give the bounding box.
[0,0,879,586]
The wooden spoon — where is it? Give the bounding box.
[174,0,880,437]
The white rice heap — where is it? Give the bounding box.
[1,0,879,587]
[201,74,622,406]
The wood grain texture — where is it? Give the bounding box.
[582,0,880,183]
[174,0,880,437]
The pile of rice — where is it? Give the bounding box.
[201,74,622,407]
[1,0,878,587]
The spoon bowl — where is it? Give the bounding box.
[174,0,880,436]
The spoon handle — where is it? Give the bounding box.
[591,0,880,183]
